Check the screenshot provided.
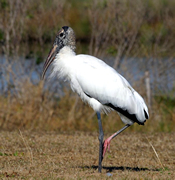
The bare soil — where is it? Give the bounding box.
[0,131,174,179]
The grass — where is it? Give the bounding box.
[0,130,174,179]
[0,82,175,133]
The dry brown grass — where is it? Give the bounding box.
[0,79,175,133]
[0,131,174,179]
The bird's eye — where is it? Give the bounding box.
[59,33,64,37]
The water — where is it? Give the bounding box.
[105,56,175,95]
[0,55,175,96]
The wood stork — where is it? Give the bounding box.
[42,26,149,173]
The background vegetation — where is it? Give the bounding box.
[0,0,175,132]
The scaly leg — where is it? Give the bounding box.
[103,124,131,157]
[97,112,104,173]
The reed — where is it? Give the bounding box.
[0,78,174,132]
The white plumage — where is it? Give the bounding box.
[52,46,148,125]
[42,26,149,173]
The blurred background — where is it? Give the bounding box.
[0,0,175,132]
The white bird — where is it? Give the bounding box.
[42,26,149,173]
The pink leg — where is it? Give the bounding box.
[103,135,113,157]
[102,124,130,157]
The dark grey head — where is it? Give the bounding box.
[42,26,76,79]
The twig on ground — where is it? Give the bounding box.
[19,129,33,165]
[145,136,164,170]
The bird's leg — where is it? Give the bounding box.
[97,112,104,173]
[103,124,130,157]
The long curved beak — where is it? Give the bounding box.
[42,44,58,80]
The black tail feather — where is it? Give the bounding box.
[105,103,145,125]
[144,109,149,119]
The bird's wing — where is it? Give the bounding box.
[73,55,149,124]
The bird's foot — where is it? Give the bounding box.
[102,137,112,157]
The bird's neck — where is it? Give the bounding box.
[51,46,76,79]
[59,46,76,56]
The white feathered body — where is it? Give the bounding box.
[52,46,149,125]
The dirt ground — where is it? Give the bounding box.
[0,130,174,179]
